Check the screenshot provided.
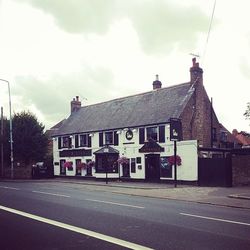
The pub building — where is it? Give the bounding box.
[52,59,228,182]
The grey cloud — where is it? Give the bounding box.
[16,0,210,54]
[13,67,114,128]
[127,1,209,54]
[18,0,117,34]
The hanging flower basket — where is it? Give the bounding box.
[64,161,73,171]
[87,160,95,168]
[76,162,87,170]
[168,155,182,166]
[117,156,129,165]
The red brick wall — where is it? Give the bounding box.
[180,84,220,147]
[4,166,32,179]
[180,62,221,148]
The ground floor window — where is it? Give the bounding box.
[96,154,118,173]
[86,159,93,176]
[75,159,82,176]
[160,157,172,178]
[60,159,66,175]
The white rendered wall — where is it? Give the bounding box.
[53,126,197,181]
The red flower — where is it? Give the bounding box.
[76,162,87,169]
[87,161,95,167]
[64,161,73,168]
[168,155,182,166]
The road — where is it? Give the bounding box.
[0,181,250,250]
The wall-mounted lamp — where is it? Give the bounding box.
[89,133,94,137]
[116,130,122,134]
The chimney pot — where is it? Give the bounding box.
[190,58,203,85]
[152,74,162,90]
[70,96,81,114]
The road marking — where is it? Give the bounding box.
[0,186,20,190]
[85,198,145,209]
[0,205,152,250]
[32,190,70,198]
[180,213,250,226]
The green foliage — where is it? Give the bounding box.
[244,102,250,120]
[0,118,10,166]
[11,111,48,165]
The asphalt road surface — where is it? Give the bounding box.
[0,181,250,250]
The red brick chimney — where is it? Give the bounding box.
[70,96,81,114]
[190,58,203,85]
[152,74,162,90]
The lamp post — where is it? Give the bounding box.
[0,79,14,179]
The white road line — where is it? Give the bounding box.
[85,198,145,209]
[0,205,152,250]
[32,190,70,198]
[0,186,20,190]
[180,213,250,226]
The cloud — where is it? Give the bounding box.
[16,0,210,55]
[17,0,117,34]
[13,67,114,128]
[127,1,209,54]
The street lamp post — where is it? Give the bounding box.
[0,79,14,179]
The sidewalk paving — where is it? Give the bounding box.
[52,178,250,209]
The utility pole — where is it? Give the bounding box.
[1,107,3,178]
[211,98,213,148]
[0,79,14,179]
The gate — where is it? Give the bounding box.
[198,148,232,187]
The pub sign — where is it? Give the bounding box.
[170,118,183,141]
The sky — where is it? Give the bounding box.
[0,0,249,133]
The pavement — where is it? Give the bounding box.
[2,177,250,209]
[53,177,250,210]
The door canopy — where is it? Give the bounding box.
[94,145,119,155]
[139,138,164,153]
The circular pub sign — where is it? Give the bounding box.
[125,129,133,140]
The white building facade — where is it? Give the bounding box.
[53,123,198,182]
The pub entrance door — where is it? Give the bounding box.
[145,154,160,181]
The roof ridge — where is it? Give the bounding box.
[82,82,191,109]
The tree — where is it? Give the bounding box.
[12,111,48,165]
[244,102,250,120]
[0,117,10,167]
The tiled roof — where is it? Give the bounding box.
[235,133,250,146]
[45,119,66,138]
[53,82,194,136]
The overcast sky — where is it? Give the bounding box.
[0,0,249,133]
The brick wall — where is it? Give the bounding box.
[4,166,32,179]
[180,61,221,148]
[232,155,250,186]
